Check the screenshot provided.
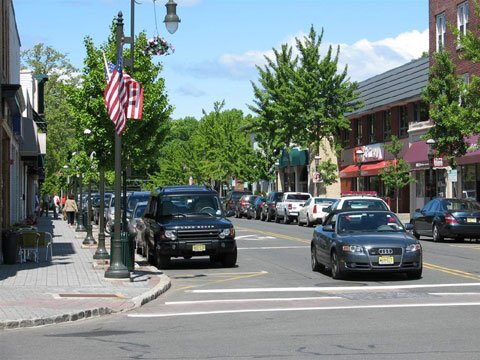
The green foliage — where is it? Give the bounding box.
[316,159,338,186]
[421,51,470,167]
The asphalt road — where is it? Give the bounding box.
[1,217,480,359]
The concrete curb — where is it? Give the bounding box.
[0,272,171,331]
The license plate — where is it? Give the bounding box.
[192,244,206,252]
[378,256,394,265]
[467,217,477,223]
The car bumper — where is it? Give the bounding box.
[340,251,422,273]
[157,239,237,257]
[441,224,480,238]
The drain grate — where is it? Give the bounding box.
[57,293,122,299]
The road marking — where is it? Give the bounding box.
[164,296,342,305]
[175,271,268,292]
[235,226,310,244]
[424,262,480,280]
[449,244,480,249]
[429,292,480,296]
[170,271,268,278]
[236,235,276,240]
[128,302,480,318]
[186,282,480,293]
[238,246,309,250]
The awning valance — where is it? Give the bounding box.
[278,148,309,168]
[340,160,394,178]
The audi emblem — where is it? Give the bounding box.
[378,248,394,255]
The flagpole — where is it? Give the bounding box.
[105,11,130,279]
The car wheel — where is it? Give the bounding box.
[283,212,290,224]
[306,215,312,227]
[311,246,323,272]
[260,211,266,221]
[147,245,155,265]
[221,247,237,267]
[331,251,345,280]
[275,212,280,223]
[412,228,421,240]
[247,212,252,219]
[156,253,171,269]
[406,268,422,280]
[432,224,444,242]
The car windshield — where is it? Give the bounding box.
[337,212,404,233]
[342,199,388,211]
[134,204,147,218]
[443,200,480,211]
[128,194,150,211]
[286,194,310,201]
[159,194,222,217]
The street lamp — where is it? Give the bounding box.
[82,129,97,246]
[427,138,436,200]
[314,155,321,196]
[355,149,364,191]
[73,152,86,232]
[164,0,181,34]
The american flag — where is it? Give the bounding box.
[103,52,143,135]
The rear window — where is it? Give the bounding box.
[443,200,480,211]
[286,194,311,201]
[272,193,284,201]
[315,198,336,205]
[342,199,388,210]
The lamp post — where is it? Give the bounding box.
[314,155,320,196]
[73,152,86,232]
[94,162,109,260]
[82,129,97,245]
[355,149,364,191]
[427,138,436,200]
[105,2,180,279]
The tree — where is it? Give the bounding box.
[379,136,415,212]
[421,50,471,167]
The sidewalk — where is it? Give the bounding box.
[0,215,170,330]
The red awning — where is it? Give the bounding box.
[339,160,394,178]
[404,140,448,169]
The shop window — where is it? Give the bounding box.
[415,171,425,198]
[461,165,476,199]
[398,106,408,138]
[435,170,446,198]
[383,110,391,141]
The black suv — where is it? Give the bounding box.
[261,191,284,222]
[142,185,237,269]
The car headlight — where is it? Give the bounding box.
[219,227,235,239]
[406,243,422,252]
[342,245,363,253]
[162,230,176,240]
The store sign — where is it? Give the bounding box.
[448,169,457,182]
[360,144,384,163]
[312,171,320,183]
[433,157,444,167]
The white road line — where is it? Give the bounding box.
[128,302,480,318]
[164,296,342,305]
[238,246,308,250]
[429,292,480,296]
[186,282,480,293]
[235,235,276,240]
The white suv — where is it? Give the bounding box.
[322,196,390,223]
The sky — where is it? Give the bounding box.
[14,0,429,120]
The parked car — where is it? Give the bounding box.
[275,192,312,224]
[127,201,148,257]
[126,191,151,221]
[142,185,237,269]
[311,210,422,280]
[322,195,390,223]
[224,190,253,216]
[261,191,284,222]
[247,195,265,220]
[93,192,113,225]
[410,198,480,242]
[298,197,337,227]
[235,194,257,218]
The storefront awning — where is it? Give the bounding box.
[19,117,40,158]
[278,148,309,168]
[404,140,448,169]
[457,135,480,165]
[339,160,394,178]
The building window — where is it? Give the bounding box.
[413,102,429,123]
[436,12,446,52]
[341,129,349,147]
[367,114,375,143]
[383,110,391,141]
[356,118,363,145]
[458,2,469,37]
[398,106,408,138]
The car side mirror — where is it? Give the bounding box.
[323,224,334,232]
[404,223,414,231]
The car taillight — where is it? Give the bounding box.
[445,213,458,224]
[241,201,247,207]
[313,205,317,214]
[270,203,276,208]
[288,203,292,210]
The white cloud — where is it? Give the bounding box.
[213,28,429,82]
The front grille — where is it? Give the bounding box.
[177,228,220,241]
[368,247,402,255]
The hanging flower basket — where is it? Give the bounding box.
[143,36,175,56]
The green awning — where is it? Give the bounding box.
[278,148,309,168]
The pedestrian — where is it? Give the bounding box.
[42,193,50,217]
[63,193,78,226]
[60,194,67,212]
[34,193,40,216]
[52,193,60,220]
